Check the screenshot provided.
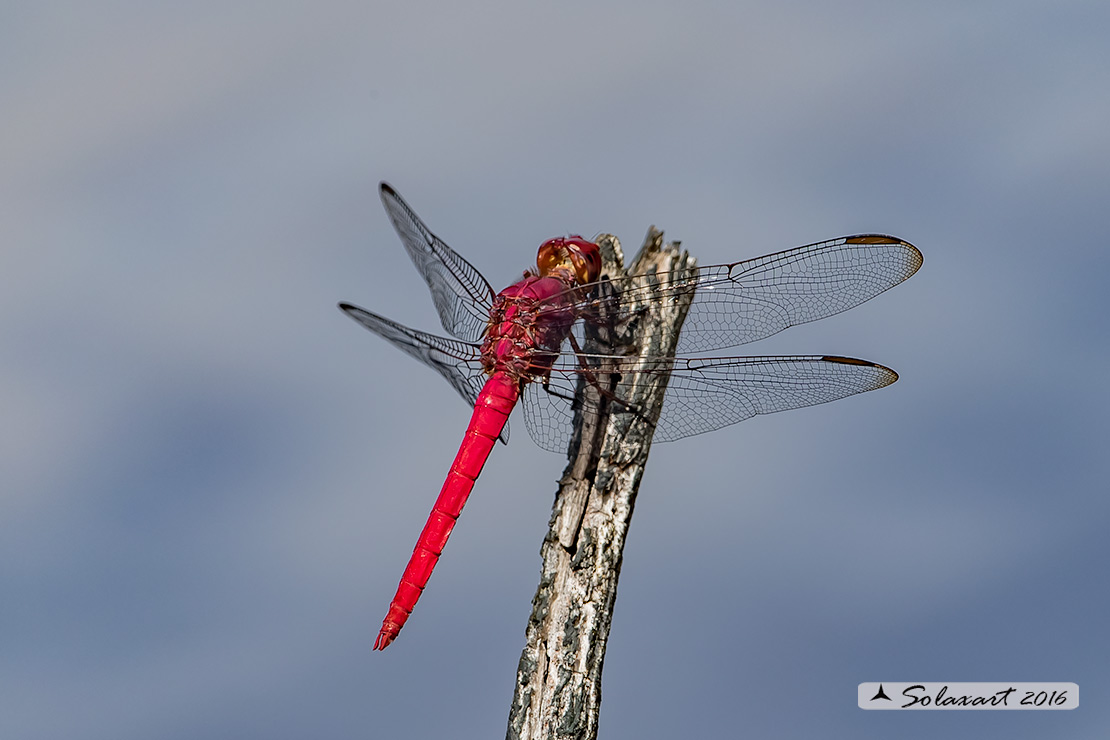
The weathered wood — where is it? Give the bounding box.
[507,228,696,740]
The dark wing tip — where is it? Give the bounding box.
[380,181,396,196]
[844,234,924,276]
[820,355,900,385]
[845,234,903,245]
[338,302,370,321]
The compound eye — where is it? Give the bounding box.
[574,244,601,283]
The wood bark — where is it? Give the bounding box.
[506,228,696,740]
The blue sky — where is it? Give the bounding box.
[3,2,1108,738]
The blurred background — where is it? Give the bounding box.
[3,2,1107,738]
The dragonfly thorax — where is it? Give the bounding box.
[480,274,581,382]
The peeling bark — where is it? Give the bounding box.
[507,228,696,740]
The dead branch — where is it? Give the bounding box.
[507,228,696,740]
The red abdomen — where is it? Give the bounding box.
[374,373,519,650]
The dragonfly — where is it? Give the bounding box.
[340,183,922,650]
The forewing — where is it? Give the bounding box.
[521,353,896,453]
[549,235,921,354]
[338,302,508,443]
[379,183,496,343]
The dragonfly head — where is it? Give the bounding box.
[537,236,601,285]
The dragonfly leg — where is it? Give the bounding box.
[537,373,638,416]
[580,288,649,338]
[564,334,651,423]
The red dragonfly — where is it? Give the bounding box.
[340,183,922,650]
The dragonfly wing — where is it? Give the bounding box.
[339,302,508,444]
[518,378,576,455]
[563,235,921,354]
[520,353,896,452]
[379,183,496,343]
[649,354,897,441]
